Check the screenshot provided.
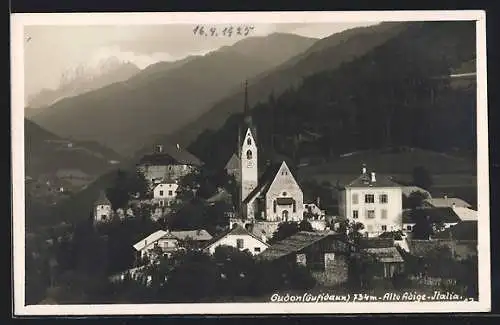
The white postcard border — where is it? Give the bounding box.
[11,10,490,315]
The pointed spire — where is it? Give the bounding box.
[243,79,252,127]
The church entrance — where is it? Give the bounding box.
[282,210,289,222]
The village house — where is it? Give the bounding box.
[133,230,181,262]
[152,182,179,207]
[258,231,353,286]
[93,190,113,223]
[203,224,269,256]
[402,207,462,234]
[338,166,403,237]
[358,238,405,279]
[170,229,213,249]
[137,143,203,190]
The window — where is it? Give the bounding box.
[293,201,296,213]
[273,201,277,213]
[101,215,107,220]
[168,190,173,196]
[352,193,359,204]
[365,194,375,203]
[254,247,261,253]
[246,150,253,159]
[236,239,244,249]
[379,194,388,204]
[352,210,359,219]
[282,192,287,196]
[366,210,375,219]
[381,209,388,219]
[247,138,252,145]
[406,225,413,231]
[159,190,164,196]
[381,225,387,231]
[159,200,165,207]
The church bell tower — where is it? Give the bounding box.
[240,80,258,204]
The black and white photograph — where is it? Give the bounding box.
[11,11,490,315]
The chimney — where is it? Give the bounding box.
[156,144,163,153]
[176,143,180,150]
[371,172,376,182]
[444,195,448,200]
[362,165,367,174]
[316,196,321,207]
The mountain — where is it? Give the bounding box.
[184,21,476,170]
[166,22,410,148]
[29,33,317,156]
[24,119,124,179]
[26,57,141,115]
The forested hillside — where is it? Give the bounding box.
[187,21,476,169]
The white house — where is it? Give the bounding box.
[203,224,269,256]
[451,206,477,221]
[133,230,180,260]
[152,182,179,206]
[93,191,113,223]
[137,144,203,190]
[338,167,403,237]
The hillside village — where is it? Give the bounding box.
[51,82,477,304]
[23,21,479,305]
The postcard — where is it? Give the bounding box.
[11,10,490,315]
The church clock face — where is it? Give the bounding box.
[247,160,254,168]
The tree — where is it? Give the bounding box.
[411,209,434,240]
[106,170,131,210]
[269,221,300,244]
[298,220,314,232]
[404,190,428,210]
[412,166,433,191]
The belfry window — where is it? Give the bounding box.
[247,138,252,145]
[246,150,253,160]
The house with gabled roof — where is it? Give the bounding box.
[424,196,472,209]
[259,231,353,286]
[338,165,403,237]
[203,224,269,256]
[137,143,203,190]
[133,230,181,261]
[93,190,113,223]
[402,207,461,233]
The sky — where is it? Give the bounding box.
[23,22,377,99]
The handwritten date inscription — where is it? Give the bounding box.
[193,25,255,37]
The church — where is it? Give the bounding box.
[225,81,305,237]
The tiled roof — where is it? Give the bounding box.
[359,238,395,249]
[363,247,404,263]
[138,143,203,166]
[345,172,400,188]
[171,229,213,241]
[224,153,240,170]
[258,231,341,261]
[133,230,172,251]
[242,163,282,204]
[433,221,477,241]
[203,224,268,250]
[451,206,477,221]
[424,197,471,208]
[402,207,461,224]
[95,190,111,205]
[206,188,232,204]
[406,239,477,258]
